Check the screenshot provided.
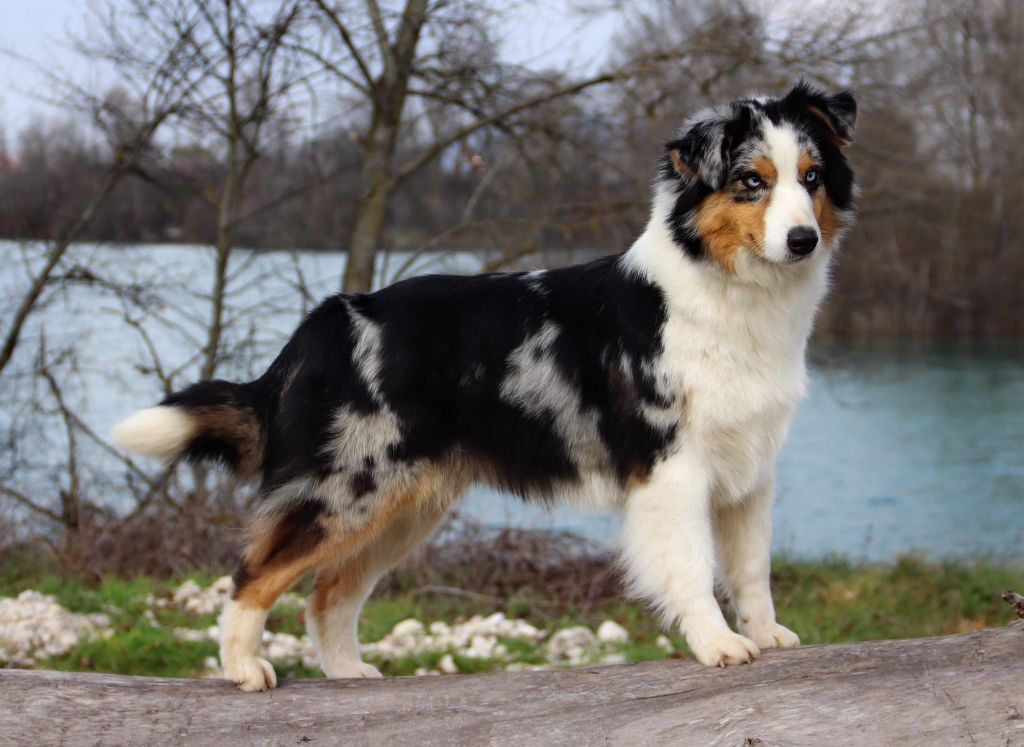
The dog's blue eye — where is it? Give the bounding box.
[805,169,820,185]
[742,175,763,190]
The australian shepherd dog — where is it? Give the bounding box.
[114,82,857,690]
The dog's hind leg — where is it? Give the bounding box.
[220,467,462,690]
[306,499,451,678]
[219,497,335,691]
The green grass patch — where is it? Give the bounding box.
[3,554,1021,679]
[44,626,217,678]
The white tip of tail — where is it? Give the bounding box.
[112,406,195,460]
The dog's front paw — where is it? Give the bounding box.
[323,660,383,679]
[687,628,760,667]
[223,655,277,692]
[741,621,800,650]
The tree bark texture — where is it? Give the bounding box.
[2,624,1022,746]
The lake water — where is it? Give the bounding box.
[2,242,1022,561]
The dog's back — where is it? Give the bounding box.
[117,254,677,519]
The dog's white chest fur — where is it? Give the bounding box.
[666,307,806,503]
[627,217,831,505]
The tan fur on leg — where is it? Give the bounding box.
[307,498,455,678]
[221,465,464,690]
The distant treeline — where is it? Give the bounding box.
[1,0,1021,340]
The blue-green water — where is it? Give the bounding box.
[3,243,1021,560]
[463,342,1024,561]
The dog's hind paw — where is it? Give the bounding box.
[224,655,278,692]
[688,629,761,667]
[742,621,800,650]
[324,660,383,679]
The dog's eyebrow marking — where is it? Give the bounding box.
[752,156,777,182]
[798,151,820,175]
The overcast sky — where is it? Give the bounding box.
[0,0,619,141]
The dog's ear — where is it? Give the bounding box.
[786,81,857,146]
[817,90,857,146]
[665,105,750,190]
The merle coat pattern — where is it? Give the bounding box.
[115,81,858,690]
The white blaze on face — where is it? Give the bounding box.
[761,123,818,263]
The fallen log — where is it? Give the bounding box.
[2,623,1022,746]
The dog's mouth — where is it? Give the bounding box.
[785,252,815,264]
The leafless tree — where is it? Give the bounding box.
[305,0,664,291]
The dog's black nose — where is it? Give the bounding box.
[787,226,818,256]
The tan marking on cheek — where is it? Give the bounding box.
[752,156,777,183]
[694,192,770,273]
[814,190,839,243]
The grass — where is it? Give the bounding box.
[2,554,1021,680]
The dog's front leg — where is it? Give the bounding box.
[621,454,760,667]
[715,476,800,650]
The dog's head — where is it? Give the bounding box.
[659,82,857,275]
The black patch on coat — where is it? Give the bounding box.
[350,471,376,499]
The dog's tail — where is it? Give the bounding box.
[113,380,266,478]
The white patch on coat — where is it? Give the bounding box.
[524,270,548,296]
[346,300,387,400]
[500,322,629,512]
[327,406,404,470]
[501,322,609,471]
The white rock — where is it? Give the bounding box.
[547,626,597,655]
[0,590,110,667]
[391,618,425,638]
[464,633,497,658]
[168,576,234,616]
[428,621,451,636]
[596,620,630,644]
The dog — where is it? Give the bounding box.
[113,81,857,691]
